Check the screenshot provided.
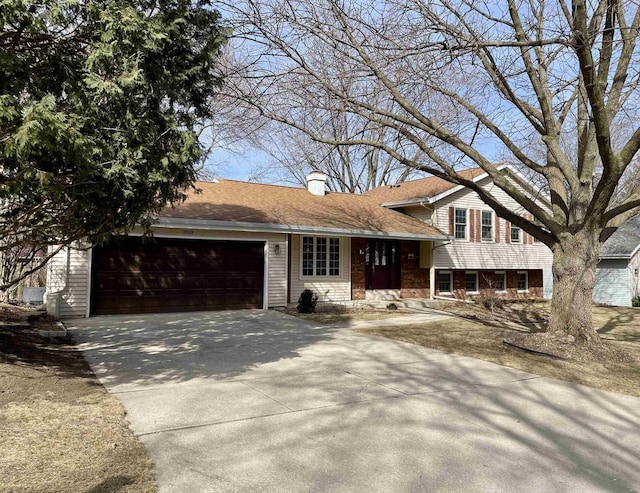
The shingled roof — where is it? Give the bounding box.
[159,179,447,239]
[601,215,640,259]
[364,168,484,204]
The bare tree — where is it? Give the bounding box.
[223,0,640,348]
[220,15,459,191]
[251,115,420,192]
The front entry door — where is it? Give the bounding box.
[365,240,400,289]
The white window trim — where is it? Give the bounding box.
[481,210,494,243]
[438,270,453,294]
[494,271,507,293]
[454,208,469,241]
[510,224,522,244]
[517,270,529,293]
[464,270,479,294]
[532,217,544,243]
[300,236,341,279]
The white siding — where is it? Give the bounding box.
[429,178,554,270]
[594,259,631,307]
[45,229,288,317]
[46,245,91,318]
[289,235,351,302]
[543,268,553,299]
[396,205,434,224]
[628,251,640,302]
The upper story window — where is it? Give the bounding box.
[510,224,522,243]
[454,208,467,240]
[302,236,340,277]
[481,211,493,242]
[532,217,543,243]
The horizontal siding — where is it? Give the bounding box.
[397,205,433,223]
[290,235,351,302]
[629,252,640,301]
[45,245,91,319]
[594,259,630,307]
[62,248,90,318]
[431,178,554,270]
[267,235,287,307]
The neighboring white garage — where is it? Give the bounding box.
[593,215,640,307]
[593,259,631,307]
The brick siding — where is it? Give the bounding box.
[438,269,543,299]
[399,241,430,298]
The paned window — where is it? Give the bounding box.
[511,224,522,243]
[329,238,340,276]
[481,211,493,242]
[302,237,314,276]
[494,272,506,291]
[301,237,340,277]
[455,208,467,240]
[465,272,478,293]
[532,217,543,243]
[517,271,528,291]
[438,271,452,293]
[316,237,327,276]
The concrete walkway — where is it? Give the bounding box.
[68,310,640,493]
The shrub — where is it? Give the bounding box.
[477,295,505,311]
[297,289,318,313]
[386,303,398,310]
[632,296,640,308]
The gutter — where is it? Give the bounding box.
[153,217,448,241]
[598,255,632,260]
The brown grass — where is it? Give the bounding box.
[0,305,156,493]
[359,303,640,397]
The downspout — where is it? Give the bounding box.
[419,201,454,300]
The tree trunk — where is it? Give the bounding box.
[548,231,602,346]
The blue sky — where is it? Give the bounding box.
[204,147,271,181]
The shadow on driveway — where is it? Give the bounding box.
[67,310,640,492]
[67,310,339,389]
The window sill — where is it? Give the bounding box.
[517,290,529,294]
[300,276,343,281]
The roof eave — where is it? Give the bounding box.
[380,198,435,208]
[381,164,552,209]
[382,165,510,208]
[154,217,448,241]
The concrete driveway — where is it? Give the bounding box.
[68,310,640,493]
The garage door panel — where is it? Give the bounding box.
[91,238,265,315]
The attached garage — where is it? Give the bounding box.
[90,237,265,315]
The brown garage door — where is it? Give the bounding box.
[91,237,264,315]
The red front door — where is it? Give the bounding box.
[365,240,400,289]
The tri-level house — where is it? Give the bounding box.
[45,167,554,318]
